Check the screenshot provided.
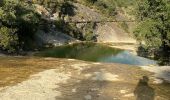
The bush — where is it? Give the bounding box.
[120,21,129,33]
[0,0,40,52]
[86,0,98,4]
[94,0,117,16]
[0,26,18,53]
[84,22,95,41]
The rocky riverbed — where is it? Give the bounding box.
[0,56,169,100]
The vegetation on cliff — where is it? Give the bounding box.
[0,0,135,52]
[134,0,170,65]
[0,0,74,52]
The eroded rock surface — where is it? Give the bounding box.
[0,57,169,100]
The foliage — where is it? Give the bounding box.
[59,1,76,17]
[84,22,95,41]
[32,0,75,14]
[93,0,117,17]
[134,0,170,64]
[0,0,40,52]
[114,0,136,8]
[85,0,98,4]
[134,0,170,48]
[82,0,136,17]
[0,0,137,53]
[0,26,18,53]
[120,21,129,33]
[134,19,162,48]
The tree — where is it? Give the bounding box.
[0,27,18,53]
[0,0,40,52]
[134,0,170,64]
[86,0,98,4]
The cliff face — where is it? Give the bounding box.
[35,2,136,46]
[70,3,136,43]
[96,22,136,43]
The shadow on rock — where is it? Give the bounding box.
[134,76,155,100]
[54,66,120,100]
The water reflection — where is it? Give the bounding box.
[100,51,157,66]
[36,43,157,66]
[35,43,122,62]
[134,76,155,100]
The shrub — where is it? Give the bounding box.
[0,26,18,53]
[0,0,40,51]
[120,21,129,33]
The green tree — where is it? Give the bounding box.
[0,27,18,53]
[134,0,170,64]
[0,0,40,52]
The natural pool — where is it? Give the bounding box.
[35,43,157,66]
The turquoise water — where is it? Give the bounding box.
[35,43,157,66]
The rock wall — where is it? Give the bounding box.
[71,3,136,43]
[96,22,136,43]
[35,30,76,47]
[35,2,136,44]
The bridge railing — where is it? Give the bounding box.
[65,20,136,23]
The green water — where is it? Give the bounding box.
[35,43,157,66]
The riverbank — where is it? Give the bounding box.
[0,42,137,56]
[0,56,169,100]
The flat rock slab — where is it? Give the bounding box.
[0,57,169,100]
